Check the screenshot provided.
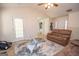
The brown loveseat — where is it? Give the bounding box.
[47,29,72,46]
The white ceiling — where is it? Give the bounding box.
[0,3,79,18]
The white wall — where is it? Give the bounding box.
[0,10,1,41]
[0,8,3,41]
[1,6,79,42]
[68,11,79,40]
[1,6,47,42]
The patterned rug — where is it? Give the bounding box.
[15,39,64,56]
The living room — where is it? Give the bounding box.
[0,3,79,56]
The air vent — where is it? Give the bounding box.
[66,9,72,12]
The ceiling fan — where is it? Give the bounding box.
[37,3,58,10]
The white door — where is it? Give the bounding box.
[13,18,24,40]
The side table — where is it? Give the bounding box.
[71,39,79,47]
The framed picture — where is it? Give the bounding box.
[50,22,53,31]
[39,22,43,29]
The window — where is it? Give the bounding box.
[55,22,57,29]
[14,18,24,38]
[65,19,68,29]
[55,19,68,29]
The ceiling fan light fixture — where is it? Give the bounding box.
[51,4,54,7]
[38,3,58,10]
[48,6,50,8]
[45,4,48,7]
[44,3,53,9]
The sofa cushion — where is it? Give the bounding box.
[48,35,67,41]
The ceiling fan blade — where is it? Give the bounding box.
[53,3,58,7]
[45,7,48,10]
[38,3,44,6]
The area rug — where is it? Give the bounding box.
[15,39,64,56]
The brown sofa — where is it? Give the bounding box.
[47,29,72,46]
